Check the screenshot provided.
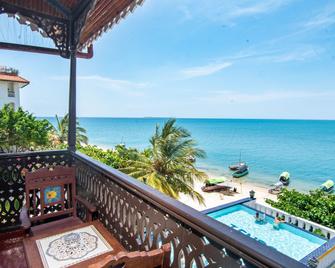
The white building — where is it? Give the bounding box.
[0,66,29,110]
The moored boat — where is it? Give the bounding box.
[232,164,249,178]
[229,162,246,171]
[204,177,226,186]
[229,152,246,171]
[201,177,234,195]
[279,171,290,186]
[268,181,284,195]
[321,179,334,193]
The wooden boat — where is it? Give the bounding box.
[203,177,226,186]
[229,152,246,171]
[201,184,234,194]
[229,162,246,171]
[268,181,284,195]
[201,178,234,195]
[279,172,290,186]
[321,180,334,193]
[232,164,249,178]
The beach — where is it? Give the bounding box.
[43,117,335,192]
[43,117,335,196]
[179,172,277,211]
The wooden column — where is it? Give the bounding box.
[68,47,77,152]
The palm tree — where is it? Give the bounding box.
[121,119,207,204]
[51,114,88,146]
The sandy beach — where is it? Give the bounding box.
[178,173,277,211]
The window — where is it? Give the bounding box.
[8,83,15,97]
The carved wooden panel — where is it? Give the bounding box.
[76,159,253,268]
[0,151,71,229]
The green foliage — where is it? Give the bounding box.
[266,188,335,229]
[121,119,206,204]
[313,229,325,238]
[0,104,52,152]
[50,114,88,147]
[78,119,206,204]
[78,144,141,169]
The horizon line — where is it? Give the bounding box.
[36,115,335,121]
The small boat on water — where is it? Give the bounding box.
[229,162,246,171]
[321,180,334,193]
[268,172,290,194]
[229,152,247,171]
[279,171,290,186]
[232,164,249,178]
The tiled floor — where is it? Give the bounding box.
[0,231,27,268]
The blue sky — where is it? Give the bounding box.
[1,0,335,119]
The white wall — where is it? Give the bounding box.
[0,81,21,110]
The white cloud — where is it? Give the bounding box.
[214,44,323,65]
[198,90,335,104]
[76,75,148,90]
[177,0,292,24]
[303,5,335,30]
[228,0,290,18]
[264,47,322,63]
[180,62,232,78]
[51,75,149,96]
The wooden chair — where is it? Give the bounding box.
[20,166,96,236]
[89,244,171,268]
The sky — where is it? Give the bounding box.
[1,0,335,119]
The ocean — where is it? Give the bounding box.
[46,117,335,191]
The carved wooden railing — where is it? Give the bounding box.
[0,150,305,267]
[74,152,305,268]
[0,150,71,230]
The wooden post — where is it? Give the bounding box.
[68,47,77,151]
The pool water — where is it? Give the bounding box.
[207,205,326,261]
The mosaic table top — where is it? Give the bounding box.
[36,225,113,268]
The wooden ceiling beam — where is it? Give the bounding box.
[0,0,144,57]
[44,0,71,18]
[0,42,93,59]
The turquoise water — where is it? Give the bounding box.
[207,204,326,261]
[45,117,335,191]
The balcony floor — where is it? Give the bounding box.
[0,230,27,268]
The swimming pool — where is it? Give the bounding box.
[207,204,327,261]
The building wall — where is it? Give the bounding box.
[0,81,21,110]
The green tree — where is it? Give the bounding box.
[121,119,207,204]
[79,144,141,169]
[50,114,88,147]
[266,188,335,229]
[0,104,52,153]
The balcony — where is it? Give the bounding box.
[0,1,326,267]
[0,149,307,268]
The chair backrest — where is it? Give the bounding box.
[89,244,171,268]
[25,166,76,223]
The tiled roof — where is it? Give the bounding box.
[0,74,30,86]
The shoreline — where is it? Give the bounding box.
[81,144,279,211]
[178,171,277,211]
